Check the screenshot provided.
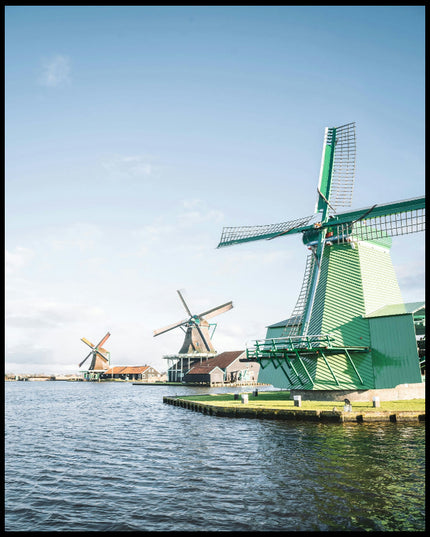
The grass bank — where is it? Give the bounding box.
[177,390,425,413]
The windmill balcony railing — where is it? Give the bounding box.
[247,334,336,358]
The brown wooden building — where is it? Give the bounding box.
[100,365,161,381]
[182,350,260,385]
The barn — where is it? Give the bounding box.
[100,365,161,381]
[182,350,260,385]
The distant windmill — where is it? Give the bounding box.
[154,290,233,354]
[79,332,111,378]
[217,122,425,392]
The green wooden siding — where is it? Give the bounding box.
[309,241,403,348]
[369,314,422,388]
[359,242,403,314]
[308,243,369,347]
[266,326,288,339]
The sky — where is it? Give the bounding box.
[5,6,425,375]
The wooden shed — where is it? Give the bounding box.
[182,364,224,385]
[182,350,260,385]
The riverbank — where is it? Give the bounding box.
[163,391,425,423]
[132,381,270,387]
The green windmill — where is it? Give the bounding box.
[217,123,425,394]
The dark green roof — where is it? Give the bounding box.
[267,316,302,328]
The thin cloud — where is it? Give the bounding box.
[49,222,103,251]
[5,247,34,275]
[39,54,71,87]
[178,198,224,225]
[6,300,106,329]
[6,343,54,370]
[101,155,157,181]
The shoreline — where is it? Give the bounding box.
[163,395,425,423]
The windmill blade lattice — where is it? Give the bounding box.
[198,301,233,320]
[81,337,95,349]
[285,253,317,337]
[177,289,193,316]
[95,332,111,350]
[153,317,190,337]
[218,214,316,248]
[326,122,356,212]
[350,200,425,241]
[327,196,425,243]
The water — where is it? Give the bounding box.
[5,381,425,532]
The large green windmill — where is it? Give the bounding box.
[217,123,425,392]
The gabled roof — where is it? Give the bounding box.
[207,350,245,369]
[184,365,224,375]
[186,351,245,375]
[104,366,150,375]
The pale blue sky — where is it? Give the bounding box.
[5,6,425,374]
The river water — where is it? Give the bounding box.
[5,381,425,532]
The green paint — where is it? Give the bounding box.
[218,123,424,392]
[369,314,422,388]
[316,127,336,216]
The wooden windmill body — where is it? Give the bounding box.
[217,123,425,396]
[154,290,233,381]
[79,332,111,380]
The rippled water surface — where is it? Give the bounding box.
[5,381,425,531]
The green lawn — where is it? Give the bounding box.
[178,391,425,412]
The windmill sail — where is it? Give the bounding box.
[326,196,425,243]
[153,317,190,337]
[217,215,315,248]
[153,290,233,355]
[177,289,193,316]
[199,301,233,320]
[350,198,425,241]
[326,122,356,211]
[285,254,317,337]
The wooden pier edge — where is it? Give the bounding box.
[162,396,425,423]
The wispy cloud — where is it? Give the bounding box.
[5,247,34,275]
[39,54,71,87]
[5,343,54,372]
[6,299,106,329]
[101,155,157,181]
[49,222,103,252]
[178,198,224,225]
[396,260,425,300]
[132,200,224,251]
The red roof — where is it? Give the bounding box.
[104,366,149,375]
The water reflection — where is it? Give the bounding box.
[253,421,425,531]
[5,382,425,532]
